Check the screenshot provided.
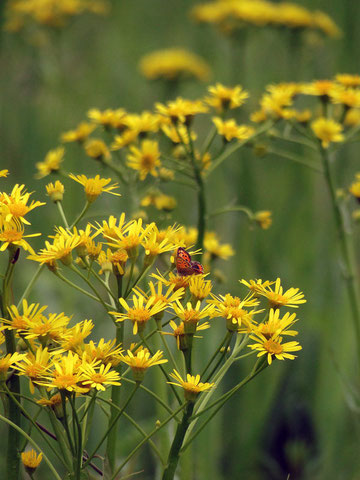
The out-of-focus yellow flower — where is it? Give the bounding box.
[139,48,211,82]
[204,231,234,260]
[36,146,64,178]
[254,210,272,229]
[335,73,360,88]
[84,139,110,161]
[88,108,127,130]
[46,180,64,202]
[141,191,177,211]
[156,98,208,125]
[344,108,360,127]
[330,87,360,108]
[69,173,121,203]
[213,117,254,142]
[127,140,161,180]
[0,170,9,177]
[61,122,96,143]
[311,117,344,148]
[205,83,249,112]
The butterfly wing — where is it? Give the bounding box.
[190,261,204,275]
[176,247,194,276]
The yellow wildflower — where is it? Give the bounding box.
[254,210,272,229]
[80,362,121,391]
[61,122,95,143]
[311,117,344,148]
[120,346,167,382]
[35,146,65,178]
[168,369,214,401]
[46,180,64,202]
[69,173,121,203]
[0,184,45,225]
[0,217,40,254]
[213,117,254,142]
[258,278,306,309]
[205,83,249,111]
[84,139,110,161]
[21,449,42,475]
[248,333,302,365]
[127,140,161,180]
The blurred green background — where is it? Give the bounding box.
[2,0,360,478]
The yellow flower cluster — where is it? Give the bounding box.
[191,0,340,38]
[139,48,211,82]
[253,74,360,149]
[5,0,109,33]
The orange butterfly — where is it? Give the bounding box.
[175,247,204,276]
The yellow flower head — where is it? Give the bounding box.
[13,346,52,393]
[252,308,299,339]
[125,111,160,135]
[189,275,213,301]
[37,351,87,393]
[248,333,302,365]
[21,449,42,474]
[170,300,216,334]
[152,270,193,291]
[0,169,9,177]
[141,191,177,211]
[111,292,168,335]
[0,352,26,379]
[120,346,167,382]
[168,369,214,401]
[210,292,262,332]
[206,83,249,111]
[0,184,45,226]
[163,320,210,350]
[139,48,211,82]
[36,146,65,179]
[311,117,344,148]
[258,278,306,309]
[335,73,360,88]
[80,362,121,391]
[105,218,155,255]
[69,173,121,203]
[204,231,234,260]
[84,139,110,161]
[127,139,161,180]
[61,122,96,143]
[88,108,127,130]
[330,87,360,108]
[302,80,336,99]
[46,180,64,203]
[349,175,360,200]
[254,210,272,229]
[0,217,40,254]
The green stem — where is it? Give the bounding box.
[110,403,187,480]
[17,265,45,308]
[162,402,194,480]
[2,252,21,480]
[268,147,323,173]
[208,205,253,220]
[69,395,82,479]
[0,413,62,480]
[321,147,360,371]
[201,331,231,378]
[181,360,268,452]
[84,383,139,469]
[205,332,233,382]
[60,392,75,456]
[105,324,124,472]
[56,201,70,228]
[70,201,91,229]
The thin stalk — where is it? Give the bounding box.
[60,392,75,456]
[321,147,360,371]
[2,253,21,480]
[208,205,253,220]
[69,395,83,479]
[181,361,268,452]
[156,320,180,373]
[110,403,188,480]
[70,201,91,229]
[205,120,274,176]
[205,332,233,382]
[126,262,154,298]
[106,323,124,472]
[84,383,139,469]
[0,413,62,480]
[17,265,45,308]
[201,331,231,378]
[56,201,70,228]
[268,147,323,173]
[161,402,194,480]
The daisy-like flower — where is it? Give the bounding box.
[189,275,213,301]
[212,117,254,142]
[330,87,360,108]
[111,129,139,150]
[152,270,193,291]
[61,122,96,144]
[37,393,64,418]
[81,338,123,366]
[161,123,197,145]
[111,293,168,335]
[335,73,360,88]
[141,226,177,260]
[163,320,210,350]
[4,299,48,332]
[210,292,262,332]
[240,279,275,297]
[28,226,82,266]
[80,362,121,391]
[203,231,234,261]
[0,217,40,254]
[21,449,43,475]
[311,117,344,148]
[205,83,249,111]
[301,80,337,100]
[84,139,111,161]
[35,147,65,178]
[141,191,177,211]
[139,48,211,82]
[105,218,155,256]
[37,351,87,393]
[125,111,160,135]
[248,333,302,365]
[133,281,185,309]
[251,309,299,339]
[13,347,52,393]
[258,278,306,309]
[126,139,161,180]
[344,108,360,127]
[156,98,208,125]
[120,346,167,382]
[46,180,64,203]
[254,210,272,229]
[168,369,214,402]
[0,184,45,225]
[0,352,26,380]
[69,173,121,203]
[87,108,127,130]
[24,312,71,343]
[57,319,94,351]
[170,300,216,334]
